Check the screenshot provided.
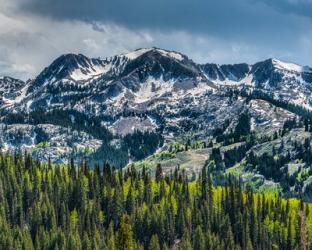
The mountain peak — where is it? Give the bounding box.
[0,76,25,84]
[123,48,154,60]
[51,53,96,71]
[266,58,312,74]
[0,76,26,99]
[32,53,109,85]
[123,47,186,61]
[270,58,307,73]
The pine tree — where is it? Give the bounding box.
[82,233,92,250]
[155,164,163,182]
[105,223,117,250]
[193,226,205,250]
[117,214,134,250]
[179,230,192,250]
[148,234,161,250]
[68,231,82,250]
[286,217,292,250]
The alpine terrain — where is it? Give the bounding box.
[1,48,312,199]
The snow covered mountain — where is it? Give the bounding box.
[0,48,311,165]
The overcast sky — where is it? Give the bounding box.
[0,0,312,80]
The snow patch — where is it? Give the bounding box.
[157,49,184,61]
[211,73,254,87]
[124,48,153,60]
[124,48,184,61]
[70,63,110,81]
[134,76,174,103]
[272,59,311,73]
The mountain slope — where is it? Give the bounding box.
[0,48,312,169]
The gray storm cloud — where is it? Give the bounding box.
[0,0,311,79]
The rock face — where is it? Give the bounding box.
[0,48,311,164]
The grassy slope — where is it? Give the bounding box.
[129,147,210,177]
[130,128,312,197]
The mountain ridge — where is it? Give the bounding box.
[0,47,312,167]
[1,48,311,115]
[3,48,311,91]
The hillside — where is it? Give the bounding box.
[0,153,311,249]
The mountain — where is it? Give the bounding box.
[0,48,311,153]
[0,48,311,141]
[1,48,312,198]
[4,48,312,113]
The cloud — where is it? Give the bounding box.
[254,0,312,19]
[0,11,155,79]
[0,0,311,80]
[12,0,301,39]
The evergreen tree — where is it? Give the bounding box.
[155,164,163,182]
[148,234,161,250]
[117,214,134,250]
[193,226,205,250]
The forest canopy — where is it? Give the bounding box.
[0,153,311,249]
